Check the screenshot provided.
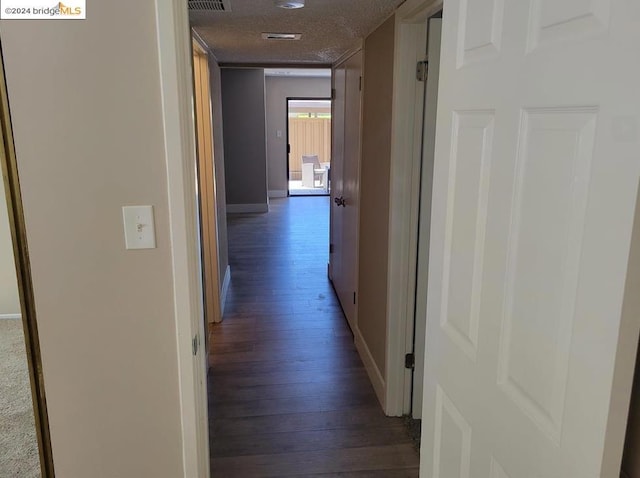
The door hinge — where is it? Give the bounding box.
[416,60,428,82]
[287,143,291,154]
[405,353,415,369]
[331,88,336,100]
[353,291,356,305]
[329,243,334,254]
[192,334,199,356]
[359,76,362,91]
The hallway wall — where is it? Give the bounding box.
[358,15,396,377]
[1,2,185,476]
[0,178,20,316]
[221,68,269,213]
[208,55,229,285]
[265,76,331,196]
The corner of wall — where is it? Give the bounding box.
[354,326,386,410]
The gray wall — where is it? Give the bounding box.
[220,69,268,209]
[358,16,396,374]
[208,56,229,282]
[265,76,331,194]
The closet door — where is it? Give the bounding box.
[330,51,362,331]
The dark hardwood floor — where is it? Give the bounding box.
[208,196,419,477]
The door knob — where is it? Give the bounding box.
[334,196,346,207]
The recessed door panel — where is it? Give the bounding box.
[441,111,494,361]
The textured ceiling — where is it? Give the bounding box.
[190,0,404,65]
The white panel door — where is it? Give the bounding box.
[339,50,362,328]
[330,63,346,290]
[330,51,362,331]
[421,0,640,477]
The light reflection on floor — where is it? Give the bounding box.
[288,180,330,196]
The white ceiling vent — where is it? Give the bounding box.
[274,0,305,8]
[262,33,302,40]
[188,0,231,12]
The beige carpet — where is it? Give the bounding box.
[0,319,41,478]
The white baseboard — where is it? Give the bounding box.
[268,190,287,198]
[226,203,269,214]
[354,327,386,411]
[0,313,21,320]
[220,265,231,319]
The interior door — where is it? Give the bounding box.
[193,44,221,328]
[421,1,640,477]
[412,16,442,419]
[330,51,362,331]
[329,64,345,289]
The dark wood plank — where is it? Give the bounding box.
[209,354,365,377]
[208,197,419,476]
[304,470,419,477]
[210,406,405,437]
[210,371,373,403]
[211,426,413,458]
[210,444,419,477]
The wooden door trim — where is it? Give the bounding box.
[193,41,222,326]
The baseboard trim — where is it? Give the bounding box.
[0,313,21,320]
[227,203,269,214]
[268,190,287,198]
[220,265,231,319]
[354,327,386,411]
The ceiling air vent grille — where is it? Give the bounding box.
[188,0,230,12]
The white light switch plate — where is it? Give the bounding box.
[122,205,156,250]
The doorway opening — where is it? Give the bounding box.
[409,11,443,422]
[287,98,332,196]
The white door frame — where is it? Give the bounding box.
[385,0,443,416]
[155,0,210,477]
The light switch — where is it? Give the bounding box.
[122,205,156,250]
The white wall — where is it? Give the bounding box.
[265,76,331,194]
[0,178,20,316]
[1,1,186,476]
